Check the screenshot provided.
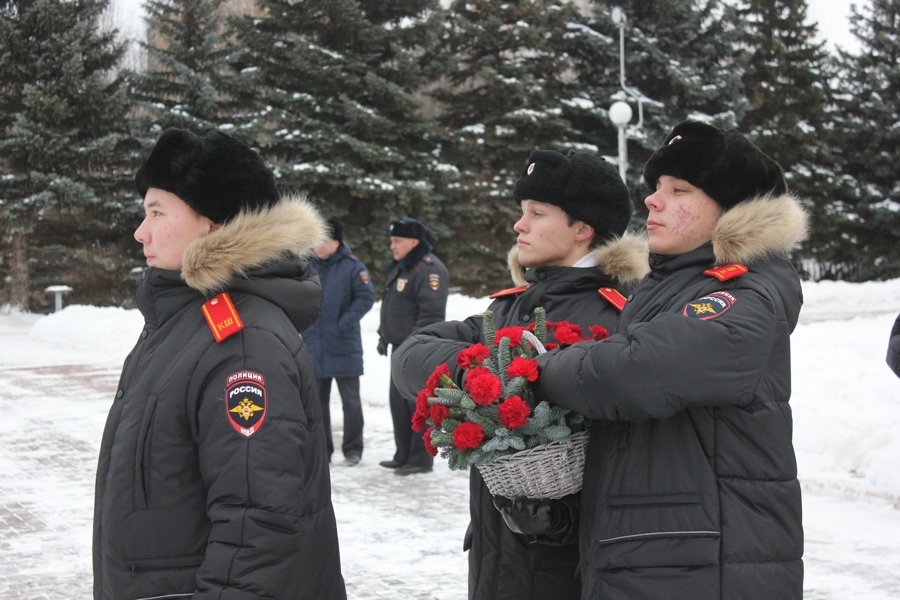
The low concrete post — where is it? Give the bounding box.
[44,285,73,312]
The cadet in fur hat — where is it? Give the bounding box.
[532,121,809,599]
[93,128,346,600]
[391,149,648,600]
[377,217,450,475]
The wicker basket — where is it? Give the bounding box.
[477,430,590,499]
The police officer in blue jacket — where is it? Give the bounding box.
[304,217,375,465]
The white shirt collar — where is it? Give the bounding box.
[572,252,598,269]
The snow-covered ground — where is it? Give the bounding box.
[1,278,899,598]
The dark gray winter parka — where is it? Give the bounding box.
[534,194,808,600]
[392,234,648,600]
[93,196,346,600]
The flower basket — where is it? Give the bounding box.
[413,307,609,499]
[477,429,590,499]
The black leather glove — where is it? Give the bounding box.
[377,338,388,356]
[493,495,579,544]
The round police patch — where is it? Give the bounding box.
[683,291,737,320]
[225,370,267,438]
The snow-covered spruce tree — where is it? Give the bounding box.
[429,0,606,295]
[577,0,746,213]
[130,0,237,136]
[229,0,448,284]
[826,0,900,281]
[0,0,133,310]
[730,0,836,277]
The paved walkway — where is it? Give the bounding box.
[3,330,900,599]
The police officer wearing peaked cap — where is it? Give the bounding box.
[377,217,449,475]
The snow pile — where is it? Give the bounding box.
[18,278,900,502]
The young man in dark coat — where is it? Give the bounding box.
[377,217,450,475]
[303,217,375,465]
[888,313,900,377]
[391,150,647,600]
[93,129,346,600]
[533,121,809,600]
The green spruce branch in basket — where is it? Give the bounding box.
[411,307,609,471]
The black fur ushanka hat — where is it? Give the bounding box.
[388,217,427,240]
[324,217,344,243]
[135,128,279,224]
[643,120,787,210]
[513,150,633,242]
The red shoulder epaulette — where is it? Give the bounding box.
[489,285,529,299]
[704,263,749,282]
[201,292,245,343]
[598,287,627,311]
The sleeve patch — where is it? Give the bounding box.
[359,271,370,285]
[682,291,737,320]
[225,371,267,438]
[428,273,441,291]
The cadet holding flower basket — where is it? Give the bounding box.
[392,149,646,600]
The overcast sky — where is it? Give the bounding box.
[111,0,865,55]
[807,0,862,52]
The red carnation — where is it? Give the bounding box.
[553,322,584,346]
[423,428,438,457]
[456,343,490,369]
[507,356,539,382]
[453,422,485,450]
[425,363,451,396]
[498,395,531,429]
[589,325,611,341]
[464,366,503,406]
[430,403,451,428]
[415,388,429,410]
[411,389,430,432]
[494,326,526,348]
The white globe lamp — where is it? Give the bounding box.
[608,101,633,181]
[608,101,633,127]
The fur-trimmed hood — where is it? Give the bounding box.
[182,192,327,295]
[506,231,649,288]
[712,193,808,266]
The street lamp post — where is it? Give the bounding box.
[608,101,633,182]
[606,6,660,183]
